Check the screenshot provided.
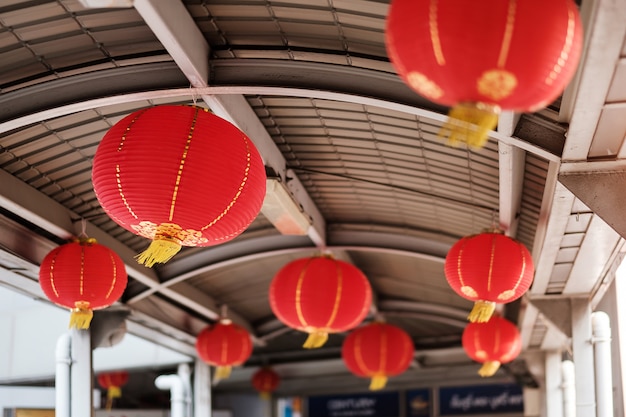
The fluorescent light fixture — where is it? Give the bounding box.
[78,0,133,8]
[262,178,312,235]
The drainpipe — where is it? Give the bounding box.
[592,311,614,417]
[562,360,576,417]
[55,333,72,417]
[155,372,186,417]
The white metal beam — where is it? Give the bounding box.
[560,0,626,160]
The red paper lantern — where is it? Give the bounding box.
[269,255,372,349]
[342,322,414,390]
[195,320,253,380]
[462,316,522,377]
[97,371,129,409]
[92,105,266,267]
[444,230,534,323]
[386,0,583,147]
[252,367,280,399]
[39,238,127,329]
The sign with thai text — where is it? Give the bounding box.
[439,383,524,415]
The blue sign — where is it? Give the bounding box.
[439,383,524,415]
[308,391,400,417]
[406,388,431,416]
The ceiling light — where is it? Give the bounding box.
[78,0,133,8]
[262,178,312,235]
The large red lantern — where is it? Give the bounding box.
[195,319,253,380]
[97,371,129,410]
[386,0,583,148]
[39,238,127,329]
[342,322,414,390]
[252,367,280,399]
[462,316,521,377]
[269,255,372,349]
[444,230,534,323]
[92,105,266,267]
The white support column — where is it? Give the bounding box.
[194,360,212,417]
[571,298,596,416]
[70,328,93,417]
[592,311,614,417]
[545,351,564,417]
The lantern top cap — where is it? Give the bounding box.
[479,227,505,235]
[72,237,98,245]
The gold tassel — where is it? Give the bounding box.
[439,103,499,148]
[369,376,388,391]
[215,366,232,380]
[303,331,329,349]
[478,361,501,377]
[108,386,122,398]
[467,300,496,323]
[259,391,271,400]
[135,238,182,267]
[69,301,93,329]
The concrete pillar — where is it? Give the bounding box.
[544,351,564,417]
[194,360,211,417]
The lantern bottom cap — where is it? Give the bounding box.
[135,238,182,267]
[468,300,496,323]
[478,361,501,377]
[303,331,328,349]
[439,102,499,149]
[369,376,388,391]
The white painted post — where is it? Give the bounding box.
[545,351,564,417]
[194,360,212,417]
[70,328,93,417]
[571,298,596,416]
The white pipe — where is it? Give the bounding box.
[592,311,614,417]
[155,374,186,417]
[562,360,576,417]
[55,333,72,417]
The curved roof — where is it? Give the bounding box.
[1,0,625,401]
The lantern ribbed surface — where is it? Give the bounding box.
[444,231,534,322]
[92,105,266,266]
[252,367,280,399]
[342,322,414,391]
[385,0,583,147]
[269,256,372,349]
[39,239,127,328]
[195,321,253,380]
[462,316,521,377]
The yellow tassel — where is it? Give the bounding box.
[369,376,388,391]
[215,366,232,380]
[135,238,182,267]
[478,361,501,377]
[259,391,271,400]
[108,386,122,399]
[69,301,93,329]
[439,103,499,148]
[467,300,496,323]
[303,331,329,349]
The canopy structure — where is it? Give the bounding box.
[0,0,625,407]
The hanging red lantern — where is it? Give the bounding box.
[97,371,129,410]
[269,255,372,349]
[385,0,583,148]
[252,367,280,399]
[195,319,253,380]
[462,315,521,377]
[342,322,414,391]
[92,105,266,267]
[444,229,534,323]
[39,238,127,329]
